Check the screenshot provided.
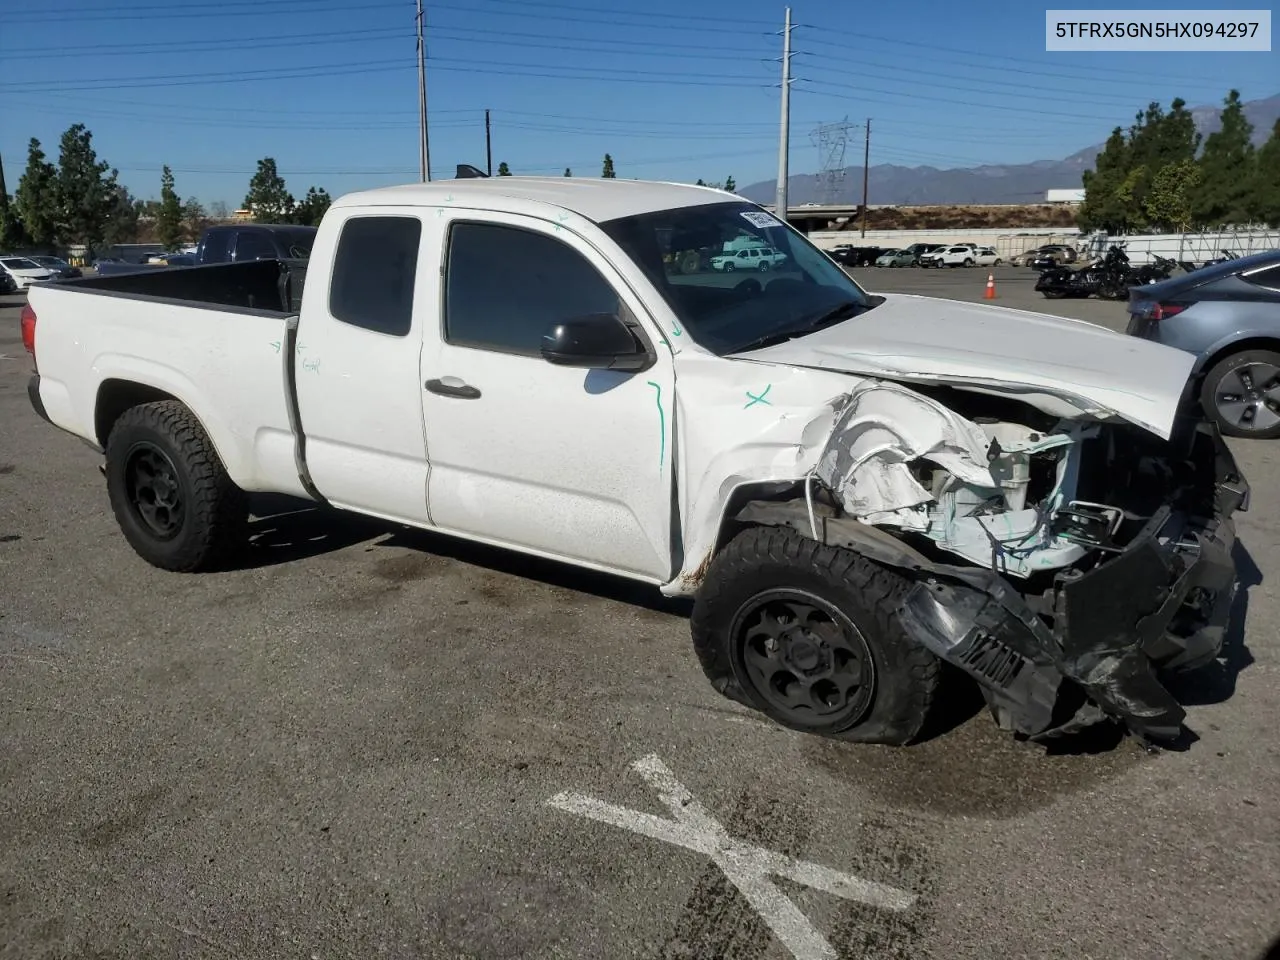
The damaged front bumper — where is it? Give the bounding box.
[741,417,1249,744]
[898,419,1247,742]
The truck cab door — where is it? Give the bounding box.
[419,212,675,583]
[291,210,433,524]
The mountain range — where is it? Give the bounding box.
[740,93,1280,207]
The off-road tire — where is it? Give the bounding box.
[690,526,941,745]
[105,400,249,572]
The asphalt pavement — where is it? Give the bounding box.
[2,270,1279,960]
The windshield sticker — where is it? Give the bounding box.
[740,210,780,229]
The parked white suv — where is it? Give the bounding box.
[920,245,979,268]
[972,246,1002,267]
[710,246,788,272]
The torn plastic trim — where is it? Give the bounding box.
[735,420,1245,744]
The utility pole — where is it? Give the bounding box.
[485,109,492,177]
[773,7,793,221]
[416,0,431,182]
[860,118,871,238]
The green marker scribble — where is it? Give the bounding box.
[671,323,683,337]
[745,384,773,408]
[646,381,666,469]
[269,341,281,353]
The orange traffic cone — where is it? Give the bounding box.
[984,273,997,299]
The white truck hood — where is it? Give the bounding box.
[727,292,1195,440]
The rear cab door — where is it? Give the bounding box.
[291,207,435,524]
[419,208,676,582]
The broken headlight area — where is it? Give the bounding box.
[800,382,1249,743]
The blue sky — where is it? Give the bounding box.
[2,0,1276,207]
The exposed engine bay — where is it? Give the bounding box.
[738,380,1249,744]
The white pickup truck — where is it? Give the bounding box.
[23,178,1247,749]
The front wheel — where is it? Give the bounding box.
[105,400,249,572]
[993,258,1003,266]
[1200,349,1280,439]
[723,262,736,273]
[690,526,941,745]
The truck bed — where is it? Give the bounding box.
[28,259,312,498]
[75,259,307,314]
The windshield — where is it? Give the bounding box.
[2,258,41,269]
[599,201,874,355]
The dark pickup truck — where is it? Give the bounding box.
[95,224,316,276]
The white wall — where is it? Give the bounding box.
[808,228,1083,259]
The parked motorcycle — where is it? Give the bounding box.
[1126,255,1178,288]
[1035,244,1133,299]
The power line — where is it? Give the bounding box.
[799,79,1116,125]
[801,23,1217,85]
[11,0,394,23]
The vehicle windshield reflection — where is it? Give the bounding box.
[599,201,875,355]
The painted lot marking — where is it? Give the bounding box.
[546,754,916,960]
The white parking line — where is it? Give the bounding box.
[546,754,916,960]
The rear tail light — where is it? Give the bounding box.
[20,303,36,357]
[19,304,36,358]
[1129,301,1187,321]
[1150,303,1187,321]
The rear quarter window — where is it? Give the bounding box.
[329,216,423,337]
[1244,264,1280,293]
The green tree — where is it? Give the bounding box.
[182,197,207,241]
[292,186,332,227]
[209,200,230,220]
[601,153,616,178]
[563,167,572,176]
[14,138,59,250]
[1191,90,1256,227]
[55,123,117,250]
[497,161,511,176]
[101,183,139,247]
[1078,127,1133,233]
[0,152,25,249]
[155,166,183,250]
[1143,159,1201,232]
[724,175,736,193]
[244,157,294,221]
[695,178,706,186]
[1249,119,1280,227]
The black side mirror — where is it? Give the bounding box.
[540,314,653,372]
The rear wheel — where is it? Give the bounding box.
[758,260,771,272]
[690,526,941,745]
[963,258,974,267]
[105,400,249,572]
[1200,349,1280,439]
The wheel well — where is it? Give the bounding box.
[712,480,807,555]
[1199,336,1280,384]
[95,380,181,447]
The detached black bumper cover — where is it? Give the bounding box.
[900,421,1248,743]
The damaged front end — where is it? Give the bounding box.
[740,381,1249,744]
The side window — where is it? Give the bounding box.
[444,222,621,356]
[200,229,231,262]
[329,216,422,337]
[1244,265,1280,292]
[233,231,276,261]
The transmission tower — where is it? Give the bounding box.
[810,119,855,205]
